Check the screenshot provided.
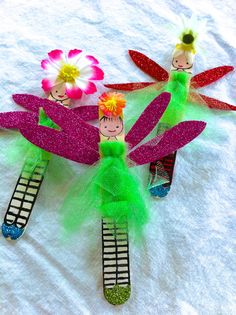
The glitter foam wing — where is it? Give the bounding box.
[12,94,57,113]
[72,105,99,121]
[129,50,169,81]
[40,101,100,148]
[104,82,155,91]
[190,66,234,89]
[125,92,171,148]
[195,93,236,111]
[19,122,99,165]
[128,121,206,165]
[0,111,37,129]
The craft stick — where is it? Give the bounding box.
[98,93,131,305]
[148,33,196,198]
[1,83,71,240]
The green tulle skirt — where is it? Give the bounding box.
[62,141,150,240]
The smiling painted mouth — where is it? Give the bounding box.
[58,95,65,98]
[108,130,116,132]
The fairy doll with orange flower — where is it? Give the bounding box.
[99,92,125,141]
[0,49,104,240]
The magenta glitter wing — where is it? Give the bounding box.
[128,121,206,165]
[125,92,171,148]
[190,66,234,89]
[72,105,99,121]
[13,94,100,121]
[20,122,99,165]
[0,111,37,129]
[41,101,100,148]
[12,94,58,113]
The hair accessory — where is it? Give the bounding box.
[42,49,104,100]
[104,17,235,198]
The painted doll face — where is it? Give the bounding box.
[172,52,193,70]
[99,116,123,138]
[50,84,67,101]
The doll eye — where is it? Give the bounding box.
[56,90,58,93]
[175,60,178,63]
[104,126,107,128]
[116,126,119,128]
[186,62,189,64]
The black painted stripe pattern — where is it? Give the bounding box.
[102,217,131,289]
[4,160,49,229]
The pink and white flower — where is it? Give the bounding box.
[41,49,104,99]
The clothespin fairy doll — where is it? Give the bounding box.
[6,88,206,304]
[0,49,104,240]
[105,16,235,198]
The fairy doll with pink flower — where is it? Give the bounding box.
[1,49,104,240]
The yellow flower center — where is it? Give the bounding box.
[58,64,80,83]
[104,98,118,112]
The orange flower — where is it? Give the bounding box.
[98,92,126,116]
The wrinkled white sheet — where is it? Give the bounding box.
[0,0,235,314]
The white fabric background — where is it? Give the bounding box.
[0,0,235,314]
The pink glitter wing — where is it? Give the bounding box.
[125,92,171,148]
[0,111,37,129]
[72,105,99,121]
[190,66,234,89]
[129,50,169,82]
[41,101,99,148]
[104,82,154,91]
[128,121,206,165]
[12,94,57,112]
[13,94,99,121]
[20,122,99,165]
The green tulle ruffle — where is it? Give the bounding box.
[62,141,149,240]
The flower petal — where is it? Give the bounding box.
[68,49,82,59]
[86,55,99,65]
[42,79,54,92]
[79,66,93,80]
[83,81,97,95]
[89,66,104,80]
[75,79,97,95]
[41,59,50,70]
[65,83,83,99]
[48,49,63,62]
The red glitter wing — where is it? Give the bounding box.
[190,66,234,89]
[198,93,236,111]
[129,50,169,82]
[104,82,154,91]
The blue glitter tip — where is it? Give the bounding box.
[149,185,171,198]
[2,223,24,240]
